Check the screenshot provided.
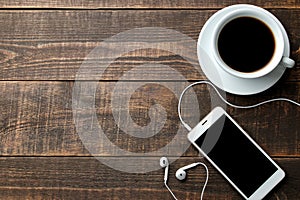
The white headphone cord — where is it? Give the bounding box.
[164,162,209,200]
[178,80,300,131]
[197,162,209,200]
[164,182,178,200]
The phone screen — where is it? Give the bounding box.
[195,114,277,198]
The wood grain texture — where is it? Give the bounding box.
[0,0,299,9]
[0,1,299,199]
[0,81,299,156]
[0,10,299,80]
[0,157,298,200]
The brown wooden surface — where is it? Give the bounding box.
[0,10,299,81]
[0,1,299,200]
[0,157,299,200]
[0,0,299,9]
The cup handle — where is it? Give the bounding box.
[281,57,295,68]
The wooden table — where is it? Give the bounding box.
[0,1,299,199]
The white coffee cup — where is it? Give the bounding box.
[211,4,295,79]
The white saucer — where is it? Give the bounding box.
[197,4,291,95]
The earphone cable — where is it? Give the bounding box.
[198,162,209,200]
[164,181,178,200]
[178,80,300,131]
[164,162,209,200]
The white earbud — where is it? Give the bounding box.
[160,157,178,199]
[160,157,169,183]
[160,158,209,200]
[176,162,199,180]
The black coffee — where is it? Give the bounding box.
[217,17,275,73]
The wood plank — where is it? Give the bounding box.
[0,157,298,199]
[0,0,299,9]
[0,10,299,80]
[0,81,299,156]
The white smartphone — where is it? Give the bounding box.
[188,107,285,200]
